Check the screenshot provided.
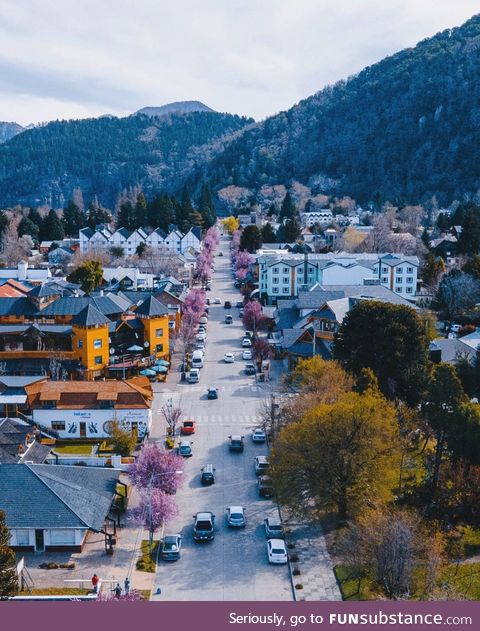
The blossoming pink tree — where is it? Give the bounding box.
[242,299,268,333]
[129,444,184,495]
[131,488,179,552]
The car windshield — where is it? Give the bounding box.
[180,445,190,452]
[184,422,193,427]
[272,547,285,555]
[269,524,282,531]
[230,513,243,520]
[196,521,212,530]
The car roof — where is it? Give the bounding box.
[268,538,286,547]
[164,534,180,542]
[256,455,268,462]
[180,440,191,446]
[208,387,217,391]
[259,475,273,482]
[231,435,243,440]
[196,512,214,519]
[253,427,265,433]
[266,517,281,525]
[228,505,244,512]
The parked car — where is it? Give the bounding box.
[200,464,216,486]
[178,440,193,457]
[205,285,212,291]
[236,301,243,308]
[224,301,232,309]
[218,252,223,256]
[207,387,218,400]
[199,316,208,325]
[196,333,206,343]
[226,506,246,528]
[254,455,269,476]
[224,352,235,363]
[242,349,252,360]
[252,428,266,443]
[225,315,233,324]
[180,420,196,434]
[264,518,284,539]
[239,308,244,316]
[267,539,288,564]
[193,512,215,542]
[244,330,254,339]
[234,280,241,288]
[242,338,252,348]
[188,369,200,383]
[206,298,210,305]
[258,475,274,497]
[245,363,256,375]
[197,325,207,333]
[160,534,182,561]
[229,435,244,452]
[195,341,205,351]
[213,297,221,304]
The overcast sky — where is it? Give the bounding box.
[0,0,478,125]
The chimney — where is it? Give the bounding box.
[17,260,28,281]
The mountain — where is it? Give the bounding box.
[198,14,480,205]
[0,110,252,208]
[0,122,24,143]
[135,101,215,117]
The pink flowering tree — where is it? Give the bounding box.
[203,226,220,251]
[129,444,184,495]
[242,299,268,333]
[252,337,273,371]
[183,289,206,323]
[235,249,253,281]
[131,488,179,552]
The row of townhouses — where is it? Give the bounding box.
[254,252,419,303]
[79,225,202,255]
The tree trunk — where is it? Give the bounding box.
[430,429,445,499]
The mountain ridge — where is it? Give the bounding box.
[134,101,215,118]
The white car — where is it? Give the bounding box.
[224,353,235,363]
[196,333,206,342]
[267,539,288,564]
[226,506,246,528]
[199,316,208,325]
[242,338,252,348]
[213,297,221,304]
[242,349,252,360]
[252,428,266,443]
[187,369,200,383]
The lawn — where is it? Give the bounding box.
[136,540,159,573]
[19,587,90,596]
[53,444,95,455]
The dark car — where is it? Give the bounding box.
[258,475,274,498]
[160,534,182,560]
[229,435,244,453]
[245,363,256,375]
[207,387,218,400]
[236,301,243,308]
[234,280,241,288]
[224,301,232,309]
[201,464,216,486]
[193,512,215,542]
[225,315,233,324]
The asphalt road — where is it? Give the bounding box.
[150,235,293,601]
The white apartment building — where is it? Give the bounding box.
[79,225,201,256]
[300,209,334,227]
[256,252,419,304]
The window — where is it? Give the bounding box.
[407,277,413,284]
[382,267,388,273]
[283,267,289,274]
[156,343,163,352]
[283,277,289,284]
[272,287,279,294]
[273,267,279,274]
[396,268,403,275]
[373,267,378,274]
[407,267,413,273]
[77,339,83,349]
[168,321,175,329]
[282,287,289,294]
[156,328,163,337]
[94,355,103,365]
[272,277,279,284]
[51,421,66,431]
[406,287,413,293]
[93,339,102,349]
[381,277,388,283]
[16,530,30,546]
[308,266,314,273]
[395,287,402,293]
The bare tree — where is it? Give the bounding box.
[437,272,480,322]
[161,402,182,437]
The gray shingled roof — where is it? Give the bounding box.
[72,304,110,326]
[0,464,120,530]
[0,297,38,317]
[135,295,168,317]
[40,295,127,318]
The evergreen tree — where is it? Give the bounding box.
[198,183,216,228]
[280,191,296,221]
[457,207,480,255]
[62,200,86,237]
[86,202,111,229]
[283,217,302,242]
[40,209,64,241]
[28,207,43,230]
[148,194,175,231]
[436,212,450,233]
[239,224,263,253]
[0,510,18,599]
[421,228,431,250]
[266,203,276,218]
[177,185,194,232]
[116,201,136,232]
[0,211,8,238]
[18,216,40,243]
[134,192,148,228]
[261,222,276,243]
[188,210,204,227]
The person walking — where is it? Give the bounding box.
[124,577,130,595]
[114,582,122,598]
[91,574,99,594]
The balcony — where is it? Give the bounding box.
[0,350,76,360]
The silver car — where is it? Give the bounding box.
[161,534,182,560]
[264,517,284,539]
[226,506,246,528]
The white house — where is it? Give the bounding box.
[300,209,334,227]
[180,227,202,252]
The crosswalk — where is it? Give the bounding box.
[184,414,259,427]
[156,383,265,395]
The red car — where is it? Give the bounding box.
[180,420,196,435]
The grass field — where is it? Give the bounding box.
[19,587,90,596]
[53,444,95,455]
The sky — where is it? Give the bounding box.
[0,0,478,126]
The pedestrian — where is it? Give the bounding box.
[91,574,99,594]
[124,577,130,595]
[114,582,122,598]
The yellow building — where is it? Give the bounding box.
[71,304,110,379]
[134,296,170,360]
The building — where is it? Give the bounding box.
[79,225,201,256]
[0,261,51,285]
[300,209,334,227]
[25,376,153,439]
[0,375,48,417]
[256,252,419,304]
[1,464,120,551]
[102,267,155,290]
[0,417,52,464]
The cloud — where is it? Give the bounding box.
[0,0,478,125]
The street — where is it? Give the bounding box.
[151,236,293,601]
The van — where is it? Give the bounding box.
[191,355,203,369]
